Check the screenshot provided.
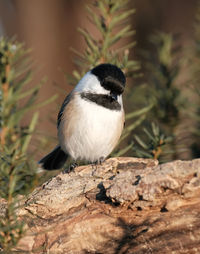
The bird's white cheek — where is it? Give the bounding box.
[74,72,110,95]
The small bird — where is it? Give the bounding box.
[39,63,126,170]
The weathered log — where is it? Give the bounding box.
[15,157,200,253]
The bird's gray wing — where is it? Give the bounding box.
[57,91,74,128]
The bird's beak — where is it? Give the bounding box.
[110,92,118,101]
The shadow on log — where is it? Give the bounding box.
[14,157,200,253]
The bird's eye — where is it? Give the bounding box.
[110,92,118,101]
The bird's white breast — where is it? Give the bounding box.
[59,94,124,163]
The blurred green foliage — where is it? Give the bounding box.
[134,32,185,162]
[0,38,36,252]
[190,1,200,157]
[146,33,183,124]
[133,122,173,160]
[0,38,56,252]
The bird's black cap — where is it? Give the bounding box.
[91,63,126,95]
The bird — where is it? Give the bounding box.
[39,63,126,170]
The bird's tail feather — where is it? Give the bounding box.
[39,146,68,170]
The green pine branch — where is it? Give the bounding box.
[142,32,185,161]
[132,122,173,161]
[190,1,200,157]
[69,0,140,85]
[0,37,57,252]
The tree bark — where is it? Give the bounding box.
[14,157,200,253]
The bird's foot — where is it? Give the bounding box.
[63,162,78,173]
[96,156,105,165]
[92,156,105,171]
[69,162,78,171]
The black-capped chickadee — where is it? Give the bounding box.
[39,63,126,170]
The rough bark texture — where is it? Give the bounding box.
[14,157,200,253]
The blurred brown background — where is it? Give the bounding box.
[0,0,198,158]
